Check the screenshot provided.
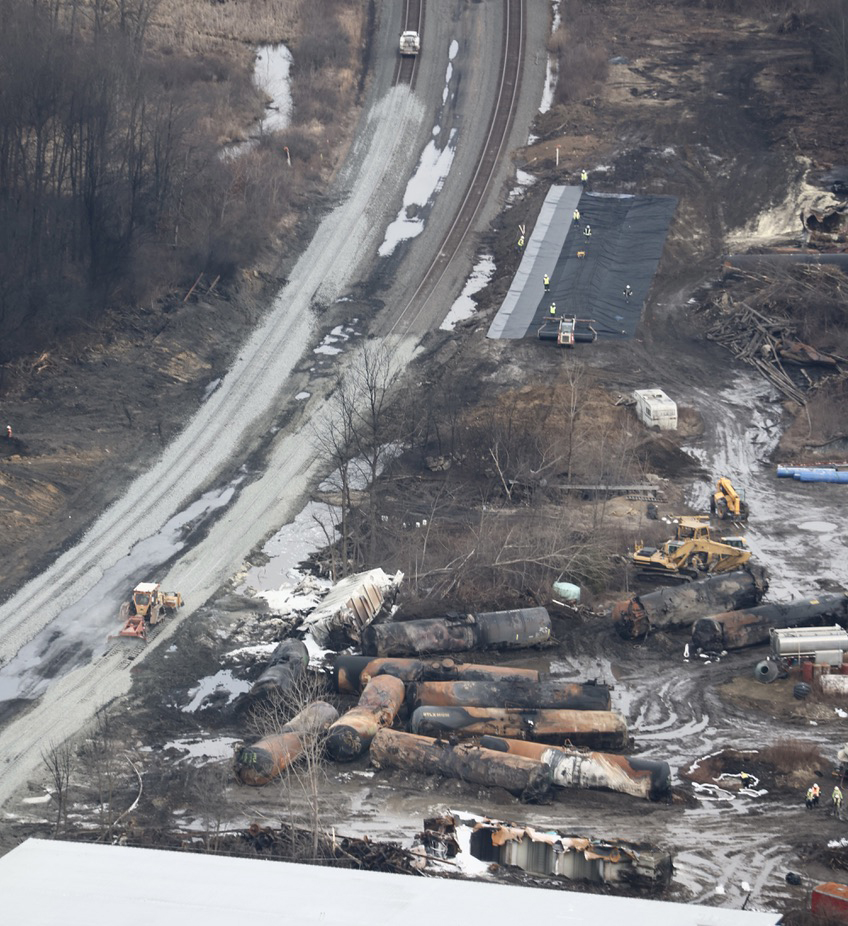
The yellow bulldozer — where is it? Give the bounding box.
[631,536,751,582]
[710,477,750,521]
[115,582,184,641]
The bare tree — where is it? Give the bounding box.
[41,738,75,837]
[246,671,335,863]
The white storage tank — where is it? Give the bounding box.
[633,389,678,431]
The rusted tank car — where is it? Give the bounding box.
[334,655,539,695]
[234,700,338,786]
[692,594,848,652]
[479,735,670,800]
[325,675,405,762]
[612,567,767,639]
[408,679,611,711]
[360,608,551,657]
[410,706,628,751]
[370,728,552,802]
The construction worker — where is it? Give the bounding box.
[549,302,557,317]
[573,208,580,223]
[812,782,821,804]
[583,224,592,238]
[834,785,844,818]
[623,284,633,301]
[517,234,524,250]
[806,786,815,810]
[739,771,751,788]
[543,274,550,292]
[580,168,588,188]
[4,425,11,439]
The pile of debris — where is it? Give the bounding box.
[700,266,848,404]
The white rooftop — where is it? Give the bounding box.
[134,582,159,592]
[0,839,782,926]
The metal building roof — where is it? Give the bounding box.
[0,839,782,926]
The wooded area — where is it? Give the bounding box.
[0,0,359,363]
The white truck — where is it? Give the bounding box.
[399,31,421,56]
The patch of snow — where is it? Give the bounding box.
[440,254,496,331]
[202,379,221,401]
[163,735,241,763]
[295,392,310,401]
[253,44,294,134]
[183,670,251,713]
[22,794,52,805]
[379,129,458,257]
[539,1,561,113]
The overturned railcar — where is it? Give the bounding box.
[334,655,539,695]
[325,675,405,762]
[407,679,611,711]
[692,593,848,651]
[361,608,551,657]
[480,735,670,800]
[234,700,338,786]
[612,567,767,639]
[370,728,552,802]
[410,706,628,751]
[458,815,673,891]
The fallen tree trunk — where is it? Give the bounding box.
[408,679,611,711]
[234,700,339,786]
[692,593,848,651]
[370,728,552,802]
[479,735,670,800]
[361,608,551,657]
[409,706,628,751]
[612,567,768,639]
[326,675,405,762]
[334,655,539,695]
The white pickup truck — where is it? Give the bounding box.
[399,31,421,56]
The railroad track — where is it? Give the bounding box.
[385,0,525,337]
[393,0,424,88]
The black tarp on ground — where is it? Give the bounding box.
[488,187,677,341]
[536,193,678,340]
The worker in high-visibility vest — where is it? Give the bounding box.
[517,235,524,250]
[573,208,580,223]
[543,274,550,292]
[581,169,588,187]
[833,785,844,819]
[549,303,557,317]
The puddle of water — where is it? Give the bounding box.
[798,520,837,533]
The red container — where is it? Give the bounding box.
[802,660,814,683]
[811,882,848,921]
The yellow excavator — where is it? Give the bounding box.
[632,536,751,582]
[710,477,750,521]
[114,582,184,641]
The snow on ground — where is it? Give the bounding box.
[183,671,251,713]
[538,1,561,114]
[378,39,461,257]
[163,735,241,763]
[440,254,496,330]
[253,45,293,134]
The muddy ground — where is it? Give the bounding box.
[2,0,848,918]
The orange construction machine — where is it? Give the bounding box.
[115,582,184,641]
